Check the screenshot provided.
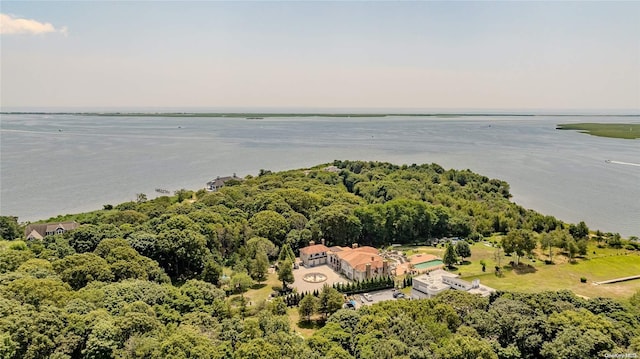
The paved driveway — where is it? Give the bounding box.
[361,289,396,306]
[292,263,351,293]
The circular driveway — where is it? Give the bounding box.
[293,262,351,293]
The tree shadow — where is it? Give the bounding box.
[459,260,472,266]
[251,283,267,290]
[511,263,537,274]
[297,319,325,330]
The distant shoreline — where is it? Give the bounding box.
[557,123,640,139]
[2,112,640,118]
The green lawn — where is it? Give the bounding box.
[463,243,640,299]
[556,123,640,139]
[289,307,324,338]
[399,242,640,299]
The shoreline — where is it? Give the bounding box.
[2,111,640,118]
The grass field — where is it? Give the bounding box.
[289,308,324,338]
[224,268,281,308]
[556,123,640,139]
[463,242,640,299]
[466,254,640,298]
[397,241,640,299]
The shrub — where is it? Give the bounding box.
[580,277,587,283]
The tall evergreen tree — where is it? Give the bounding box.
[278,243,296,263]
[277,258,294,291]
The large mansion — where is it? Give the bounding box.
[299,242,390,281]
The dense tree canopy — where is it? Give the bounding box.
[2,161,637,359]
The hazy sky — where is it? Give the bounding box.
[1,1,639,111]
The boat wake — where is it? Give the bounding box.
[606,160,640,167]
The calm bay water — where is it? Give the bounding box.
[1,114,638,237]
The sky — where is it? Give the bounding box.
[1,1,639,112]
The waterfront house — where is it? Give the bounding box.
[206,173,241,191]
[25,221,79,240]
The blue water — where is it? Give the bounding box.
[1,114,638,236]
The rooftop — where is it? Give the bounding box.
[335,246,385,270]
[300,244,330,255]
[25,221,79,238]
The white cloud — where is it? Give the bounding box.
[0,13,67,35]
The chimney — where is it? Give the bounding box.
[309,240,315,246]
[321,238,325,246]
[352,243,358,249]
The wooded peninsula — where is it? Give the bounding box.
[1,160,638,359]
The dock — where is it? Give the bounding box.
[593,274,640,285]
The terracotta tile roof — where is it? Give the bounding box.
[300,244,330,255]
[354,258,385,272]
[354,246,378,254]
[334,246,379,259]
[338,247,385,271]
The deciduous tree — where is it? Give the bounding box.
[231,272,254,294]
[502,229,536,265]
[319,285,344,318]
[443,242,458,268]
[455,241,471,261]
[299,294,318,322]
[249,211,289,246]
[250,251,269,283]
[0,216,21,241]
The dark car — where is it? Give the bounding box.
[393,291,405,299]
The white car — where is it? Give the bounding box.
[363,293,373,302]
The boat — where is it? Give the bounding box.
[155,188,170,194]
[605,160,611,163]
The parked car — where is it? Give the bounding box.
[293,263,299,269]
[393,292,406,299]
[343,301,356,310]
[363,293,373,302]
[359,296,366,303]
